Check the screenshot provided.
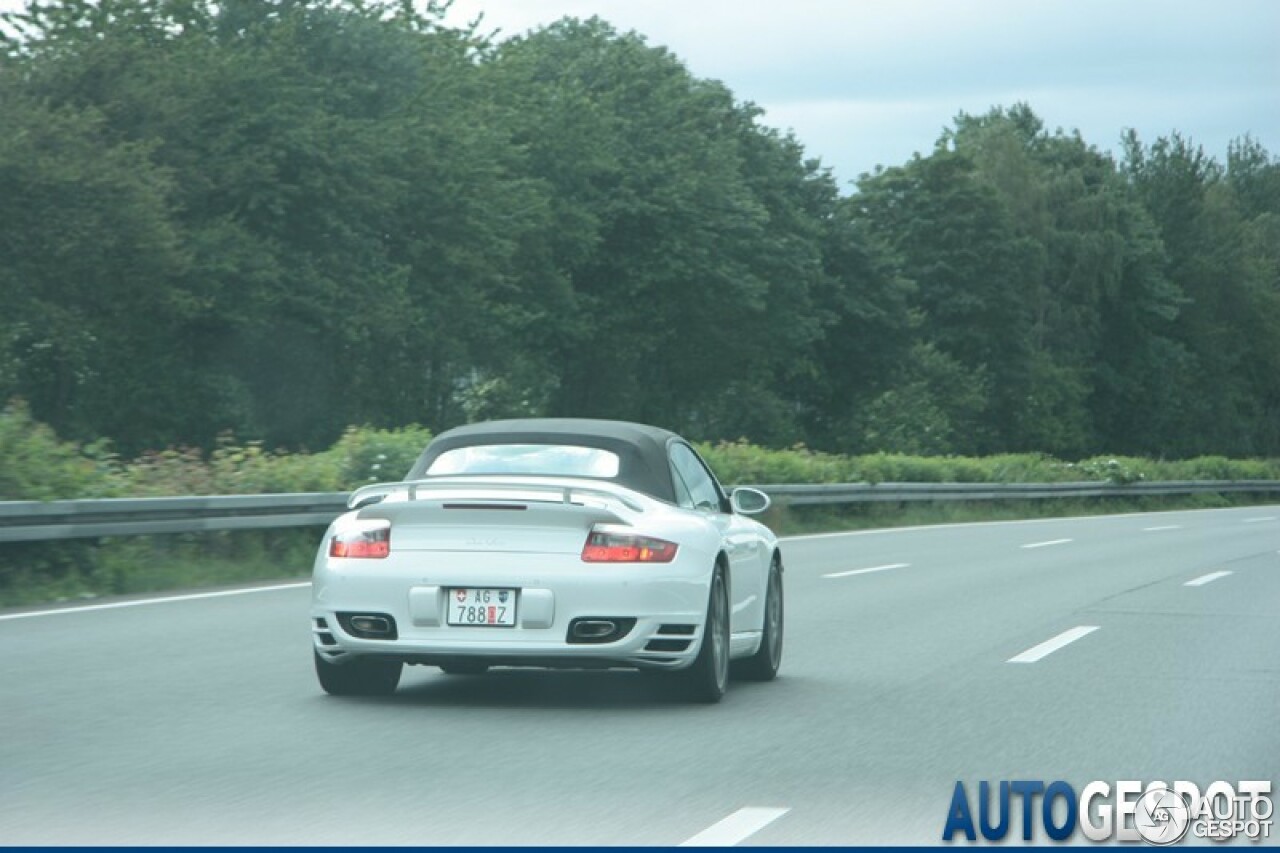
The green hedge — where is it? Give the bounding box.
[0,400,434,500]
[696,440,1280,487]
[4,400,1280,502]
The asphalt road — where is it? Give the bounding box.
[1,505,1277,845]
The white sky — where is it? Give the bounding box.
[2,0,1276,188]
[445,0,1280,187]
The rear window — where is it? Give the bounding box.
[426,444,621,478]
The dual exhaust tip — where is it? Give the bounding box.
[567,617,636,644]
[574,620,619,639]
[351,615,393,634]
[338,612,398,640]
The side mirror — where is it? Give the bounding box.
[730,487,771,515]
[351,494,385,510]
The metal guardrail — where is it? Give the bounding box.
[0,492,350,543]
[1,480,1278,543]
[757,480,1280,506]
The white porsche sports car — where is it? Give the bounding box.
[311,418,783,703]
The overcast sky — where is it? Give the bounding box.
[445,0,1280,188]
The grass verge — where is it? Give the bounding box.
[0,528,319,609]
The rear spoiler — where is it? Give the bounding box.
[346,478,647,513]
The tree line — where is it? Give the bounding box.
[2,0,1277,459]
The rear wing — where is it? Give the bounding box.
[346,478,647,514]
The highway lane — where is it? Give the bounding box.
[1,505,1276,844]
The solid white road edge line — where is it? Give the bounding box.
[1008,626,1100,664]
[680,807,791,847]
[1185,570,1233,587]
[1142,525,1183,531]
[1242,516,1276,523]
[822,563,909,579]
[0,581,312,622]
[1021,538,1073,549]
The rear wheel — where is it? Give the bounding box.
[679,565,730,703]
[734,556,783,681]
[314,651,402,696]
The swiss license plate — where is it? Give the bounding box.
[447,588,517,627]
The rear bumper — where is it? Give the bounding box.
[311,551,712,670]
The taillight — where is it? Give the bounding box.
[582,528,678,563]
[329,524,390,559]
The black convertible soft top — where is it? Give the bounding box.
[405,418,687,503]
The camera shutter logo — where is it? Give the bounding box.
[1135,785,1192,845]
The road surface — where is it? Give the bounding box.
[1,505,1276,844]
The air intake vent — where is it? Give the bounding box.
[644,639,692,653]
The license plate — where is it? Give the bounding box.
[447,588,517,627]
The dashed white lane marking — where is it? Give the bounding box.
[0,582,311,622]
[1185,570,1233,587]
[822,563,909,579]
[1143,525,1183,532]
[1021,538,1073,549]
[680,807,790,847]
[1008,626,1100,663]
[1243,516,1276,523]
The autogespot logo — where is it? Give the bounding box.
[1133,786,1192,845]
[942,780,1273,844]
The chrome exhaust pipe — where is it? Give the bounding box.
[572,619,618,640]
[350,615,392,635]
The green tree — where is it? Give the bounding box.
[1123,131,1280,455]
[3,0,541,451]
[800,205,915,453]
[485,18,834,443]
[0,82,188,446]
[853,145,1032,453]
[947,106,1185,456]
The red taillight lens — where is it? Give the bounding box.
[582,529,678,563]
[329,526,390,559]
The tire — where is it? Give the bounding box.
[439,661,489,675]
[314,650,402,696]
[733,556,783,681]
[679,564,730,704]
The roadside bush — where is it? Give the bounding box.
[325,424,434,486]
[0,400,118,603]
[0,399,115,500]
[106,424,435,496]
